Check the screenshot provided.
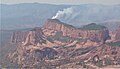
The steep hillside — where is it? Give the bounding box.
[1,19,119,69]
[79,23,106,30]
[43,19,109,43]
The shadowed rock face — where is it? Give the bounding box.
[11,28,46,46]
[23,28,46,46]
[41,47,58,59]
[43,19,110,43]
[8,46,58,68]
[29,47,58,60]
[11,31,28,43]
[115,26,120,41]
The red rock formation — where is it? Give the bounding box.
[43,19,79,38]
[11,28,46,46]
[8,46,58,67]
[11,19,110,46]
[23,28,46,46]
[7,19,119,68]
[43,19,110,43]
[11,31,28,43]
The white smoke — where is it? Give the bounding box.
[52,7,74,19]
[52,5,120,27]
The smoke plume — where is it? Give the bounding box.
[52,7,74,19]
[52,5,120,26]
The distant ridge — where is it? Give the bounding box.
[1,3,120,30]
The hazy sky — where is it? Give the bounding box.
[1,0,120,5]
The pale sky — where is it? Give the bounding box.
[1,0,120,5]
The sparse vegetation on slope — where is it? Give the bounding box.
[47,19,76,28]
[79,23,106,30]
[107,41,120,46]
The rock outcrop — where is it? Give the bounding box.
[11,31,28,43]
[23,28,46,46]
[114,26,120,41]
[43,19,79,38]
[6,19,120,69]
[11,28,46,46]
[8,46,58,68]
[109,26,120,42]
[43,19,110,43]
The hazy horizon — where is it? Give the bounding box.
[1,0,120,5]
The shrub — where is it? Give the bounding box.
[104,58,112,65]
[78,60,86,68]
[96,60,103,67]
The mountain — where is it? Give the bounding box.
[1,19,120,69]
[101,20,120,31]
[1,3,120,68]
[11,28,46,46]
[43,19,109,43]
[10,19,109,45]
[1,3,120,30]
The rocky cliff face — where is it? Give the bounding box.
[6,19,120,68]
[8,27,58,68]
[11,28,46,46]
[8,46,58,68]
[114,26,120,41]
[43,19,110,43]
[11,31,28,43]
[23,28,46,46]
[43,19,79,38]
[11,19,110,46]
[110,26,120,42]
